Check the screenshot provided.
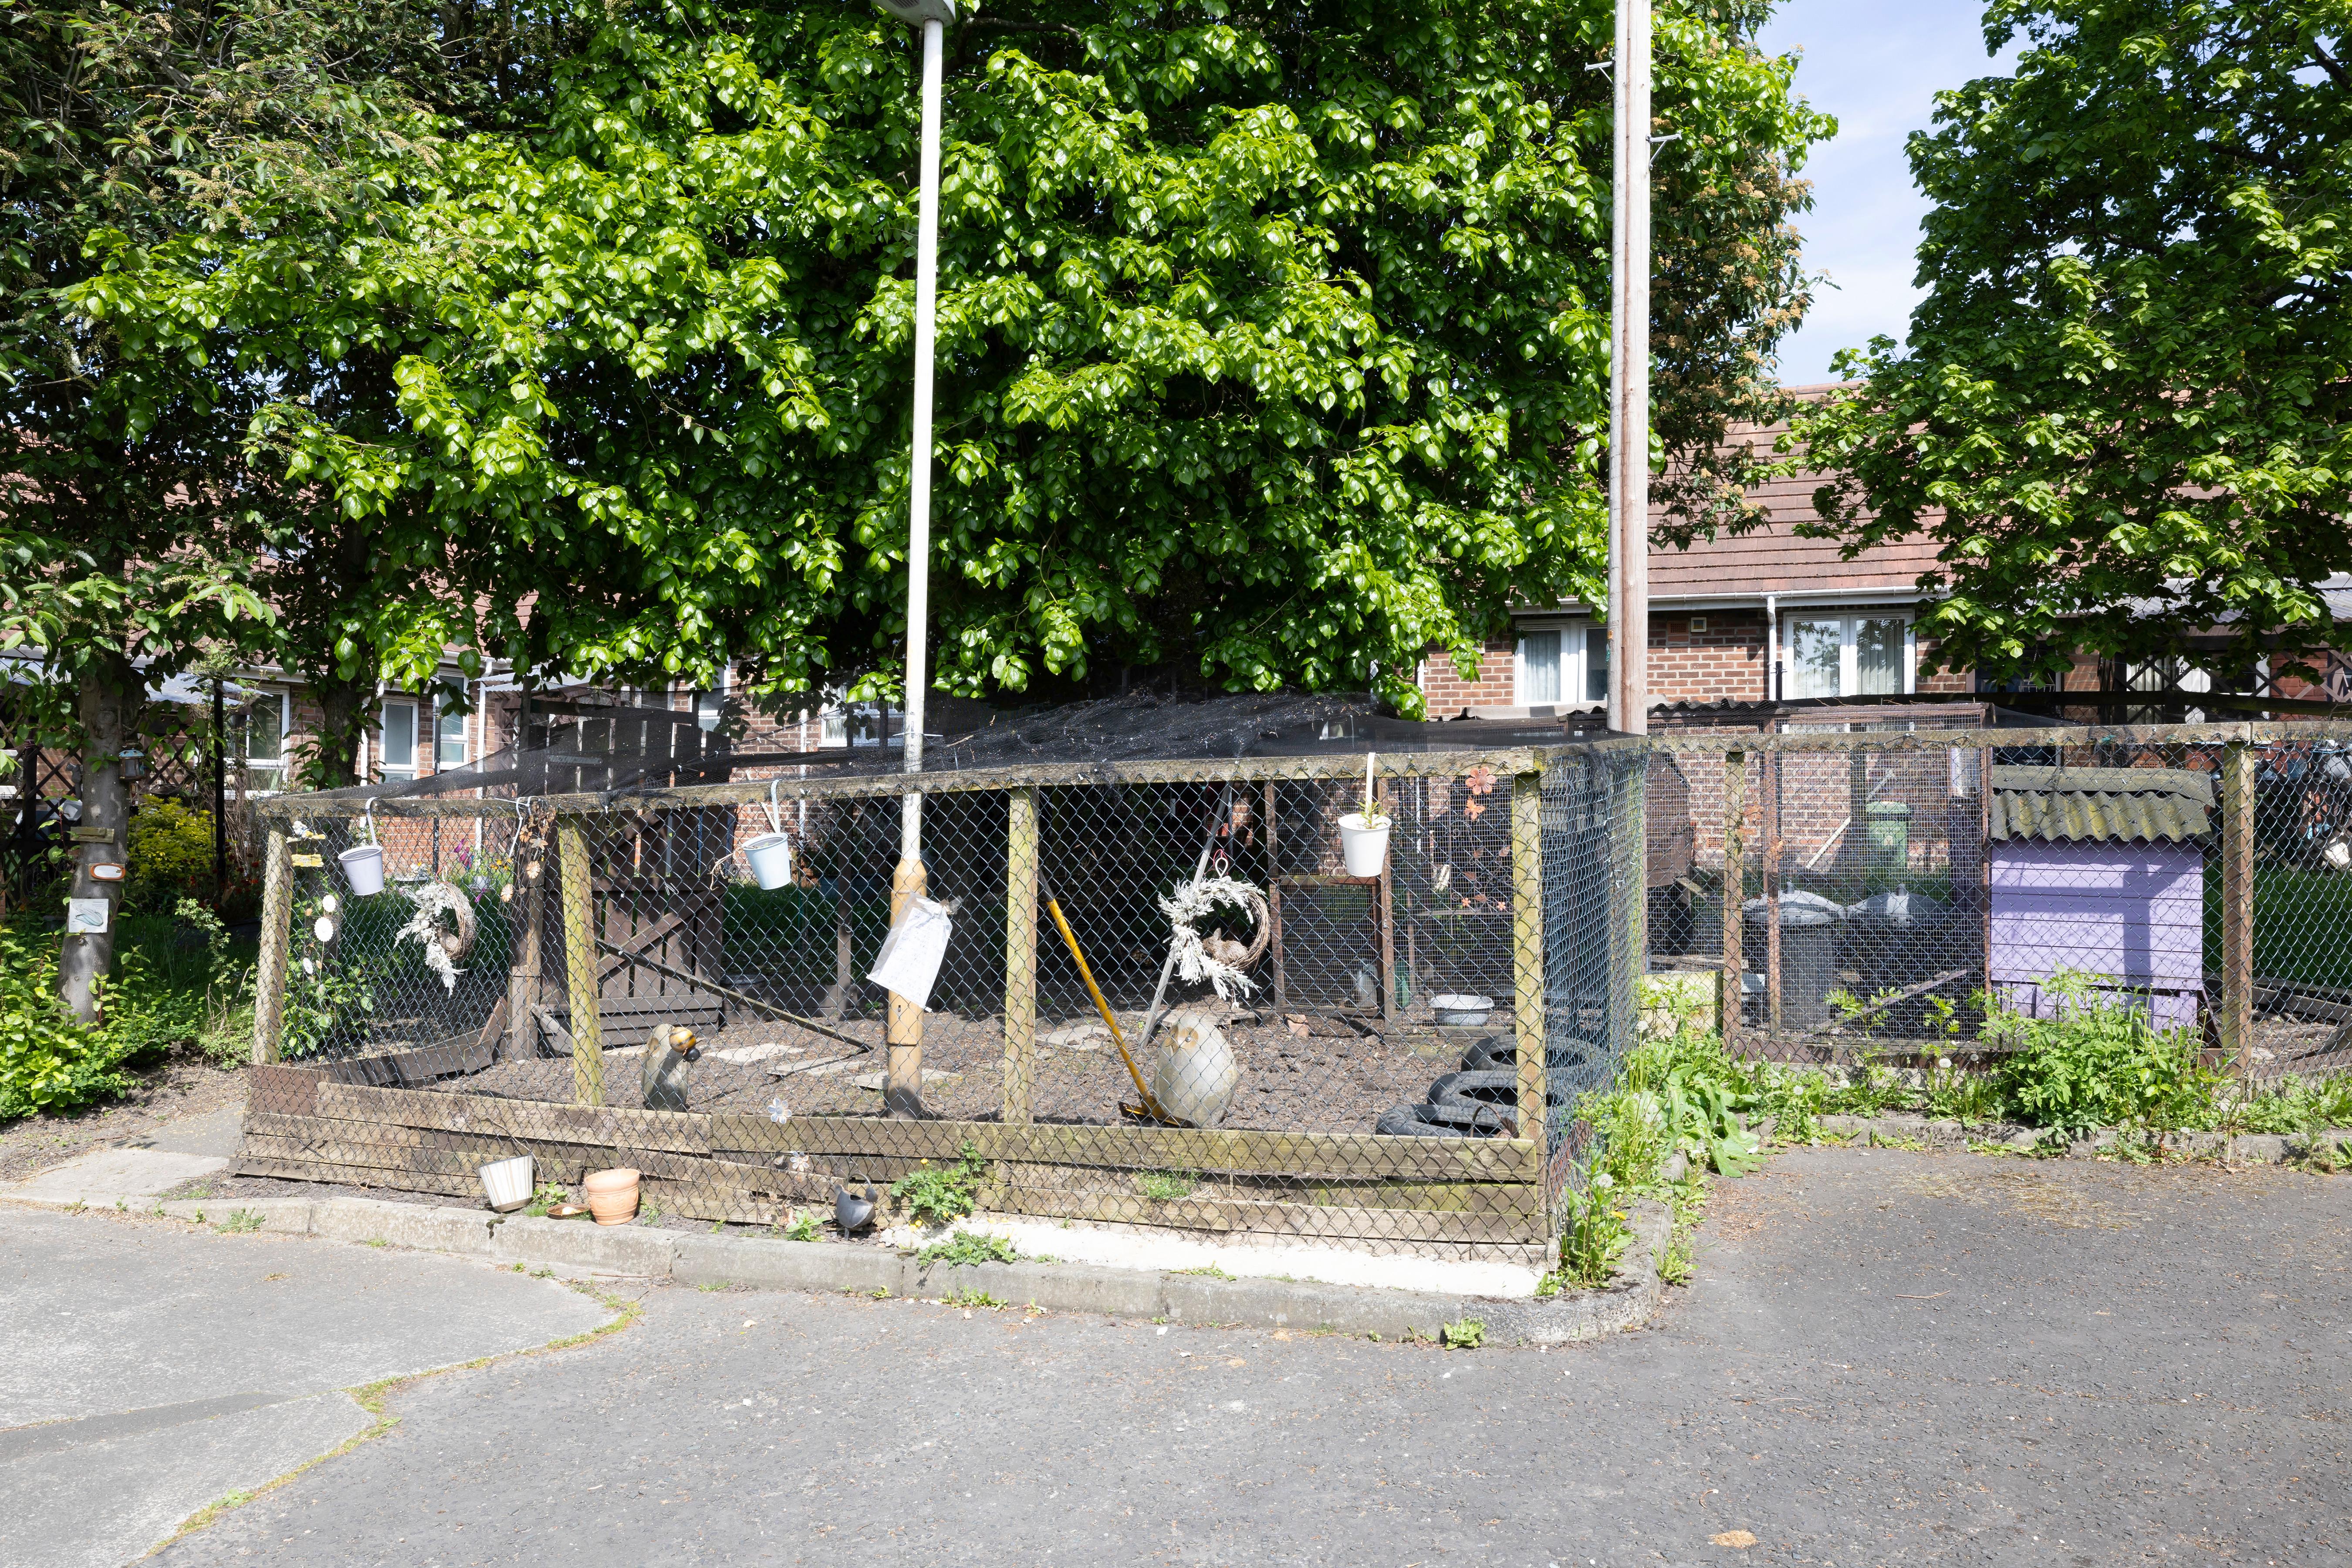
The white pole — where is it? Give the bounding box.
[901,12,944,858]
[1607,0,1652,738]
[884,6,949,1118]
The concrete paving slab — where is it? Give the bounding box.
[0,1206,619,1566]
[129,1106,245,1159]
[0,1391,371,1568]
[4,1148,229,1206]
[0,1207,612,1426]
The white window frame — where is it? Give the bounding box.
[242,689,293,793]
[1515,619,1608,707]
[378,696,419,781]
[433,677,469,770]
[1778,612,1916,700]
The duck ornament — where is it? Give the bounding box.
[642,1023,702,1112]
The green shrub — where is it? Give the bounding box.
[0,924,131,1121]
[1554,1176,1631,1288]
[124,799,217,916]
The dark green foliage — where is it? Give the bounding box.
[1793,0,2352,685]
[891,1139,992,1227]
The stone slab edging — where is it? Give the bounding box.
[1808,1114,2352,1162]
[96,1193,1673,1346]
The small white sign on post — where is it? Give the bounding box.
[866,896,953,1013]
[66,898,111,936]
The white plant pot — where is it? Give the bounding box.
[1337,813,1391,878]
[338,843,386,897]
[478,1154,533,1212]
[743,832,794,891]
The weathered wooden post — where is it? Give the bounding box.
[2220,737,2256,1072]
[1510,770,1546,1143]
[250,818,294,1064]
[1722,749,1746,1054]
[504,819,545,1061]
[1003,786,1038,1126]
[1765,748,1784,1041]
[557,814,605,1106]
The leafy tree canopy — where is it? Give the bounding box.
[85,0,1826,715]
[1792,0,2352,685]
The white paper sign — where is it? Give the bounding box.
[866,896,953,1012]
[66,898,111,936]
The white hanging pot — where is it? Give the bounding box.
[744,833,794,891]
[1338,813,1391,878]
[478,1154,533,1212]
[743,779,793,890]
[338,843,386,897]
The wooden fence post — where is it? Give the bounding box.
[2220,738,2255,1071]
[1004,787,1038,1126]
[557,814,605,1106]
[1722,750,1746,1054]
[1765,750,1784,1041]
[1510,770,1546,1144]
[504,825,545,1061]
[250,821,293,1064]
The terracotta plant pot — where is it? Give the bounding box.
[583,1166,641,1226]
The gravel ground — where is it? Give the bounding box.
[132,1144,2352,1567]
[0,1054,247,1185]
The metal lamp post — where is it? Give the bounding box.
[876,0,954,1118]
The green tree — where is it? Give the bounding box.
[1791,0,2352,686]
[88,0,1827,716]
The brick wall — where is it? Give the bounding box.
[1649,611,1767,702]
[1416,637,1520,714]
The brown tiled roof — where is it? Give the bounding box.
[1649,383,1945,601]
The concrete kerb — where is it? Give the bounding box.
[39,1190,1680,1345]
[1813,1113,2352,1162]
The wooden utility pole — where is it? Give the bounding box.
[1003,787,1038,1126]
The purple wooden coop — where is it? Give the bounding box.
[1987,765,2213,1033]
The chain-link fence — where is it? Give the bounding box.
[1642,721,2352,1078]
[233,719,2352,1260]
[241,747,1635,1259]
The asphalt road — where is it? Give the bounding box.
[13,1147,2349,1567]
[0,1206,615,1568]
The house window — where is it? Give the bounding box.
[1783,615,1912,699]
[242,691,290,790]
[435,679,468,768]
[1516,624,1609,706]
[379,698,418,781]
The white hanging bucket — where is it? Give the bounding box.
[478,1154,533,1212]
[744,834,793,890]
[338,843,386,897]
[744,781,793,890]
[1338,813,1390,878]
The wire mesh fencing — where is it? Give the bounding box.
[1642,723,2352,1078]
[242,749,1631,1258]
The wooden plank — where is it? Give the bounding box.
[245,1113,829,1197]
[234,1153,480,1201]
[558,815,605,1105]
[245,1063,325,1119]
[252,824,293,1064]
[708,1115,1541,1183]
[1511,770,1545,1140]
[311,1081,712,1155]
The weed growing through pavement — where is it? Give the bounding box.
[918,1230,1017,1267]
[1440,1318,1486,1349]
[216,1209,263,1233]
[944,1287,1008,1309]
[891,1141,990,1227]
[782,1211,824,1242]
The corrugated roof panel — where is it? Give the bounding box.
[1988,766,2214,843]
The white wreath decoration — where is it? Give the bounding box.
[396,882,478,993]
[1157,875,1270,1001]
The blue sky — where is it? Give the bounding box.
[1752,0,2021,385]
